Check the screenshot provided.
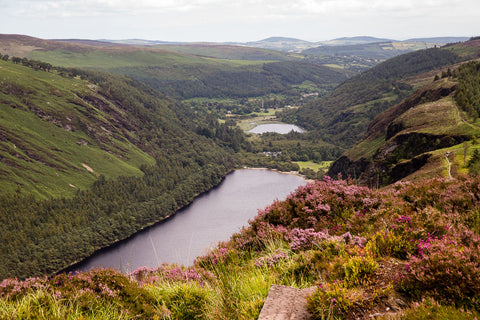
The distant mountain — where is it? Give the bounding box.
[406,37,469,44]
[320,36,394,46]
[258,36,312,43]
[100,39,179,45]
[303,41,437,60]
[243,37,316,52]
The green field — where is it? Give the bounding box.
[294,160,332,172]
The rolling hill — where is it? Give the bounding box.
[0,34,348,101]
[303,41,437,60]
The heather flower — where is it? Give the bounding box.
[254,249,289,268]
[288,228,329,251]
[402,234,480,310]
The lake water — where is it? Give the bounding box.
[73,169,307,273]
[248,123,305,134]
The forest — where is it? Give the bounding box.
[455,61,480,120]
[109,60,346,100]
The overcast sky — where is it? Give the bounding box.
[1,0,478,42]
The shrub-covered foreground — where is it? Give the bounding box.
[1,176,480,319]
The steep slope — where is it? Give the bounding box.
[328,60,480,186]
[0,59,234,279]
[0,59,155,198]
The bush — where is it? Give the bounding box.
[365,230,415,259]
[159,283,209,320]
[401,235,480,310]
[307,282,358,320]
[343,255,378,288]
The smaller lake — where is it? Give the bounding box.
[248,123,305,134]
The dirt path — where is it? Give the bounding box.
[445,152,453,179]
[257,285,316,320]
[452,98,480,130]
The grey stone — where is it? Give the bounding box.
[258,285,317,320]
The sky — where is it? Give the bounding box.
[1,0,478,42]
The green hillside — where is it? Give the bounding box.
[303,41,437,60]
[152,43,297,60]
[0,59,156,198]
[0,58,234,279]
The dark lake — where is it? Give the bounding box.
[74,169,307,273]
[248,123,305,134]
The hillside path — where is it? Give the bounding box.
[453,98,480,130]
[445,152,453,179]
[257,285,316,320]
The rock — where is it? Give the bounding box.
[257,285,316,320]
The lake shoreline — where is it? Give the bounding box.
[58,168,310,275]
[242,166,315,183]
[57,168,235,275]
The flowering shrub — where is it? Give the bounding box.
[232,222,289,251]
[0,276,47,300]
[341,231,367,248]
[130,264,213,287]
[254,249,289,268]
[288,228,329,251]
[401,234,480,310]
[195,244,239,268]
[250,177,380,232]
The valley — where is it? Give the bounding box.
[1,33,480,320]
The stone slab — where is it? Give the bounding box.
[258,285,316,320]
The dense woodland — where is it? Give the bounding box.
[455,61,480,120]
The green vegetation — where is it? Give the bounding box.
[328,53,480,186]
[0,59,235,279]
[23,45,347,101]
[0,60,155,197]
[303,41,437,61]
[285,47,462,150]
[455,61,480,120]
[2,176,480,319]
[153,43,296,61]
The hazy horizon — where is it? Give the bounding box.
[1,0,478,43]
